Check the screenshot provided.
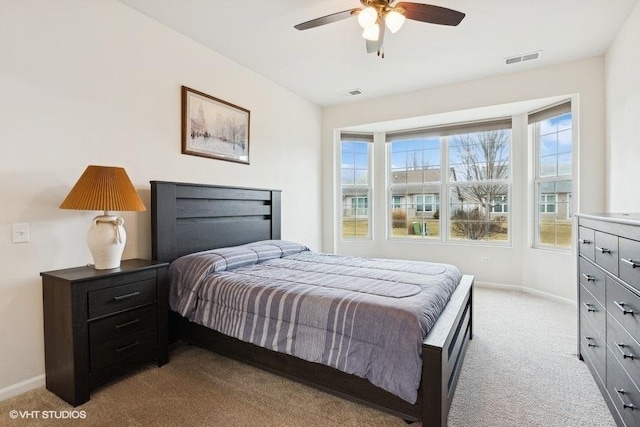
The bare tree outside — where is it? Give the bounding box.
[449,130,511,241]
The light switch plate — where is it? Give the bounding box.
[12,223,30,243]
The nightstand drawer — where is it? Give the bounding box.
[90,305,156,347]
[90,329,156,371]
[88,278,157,319]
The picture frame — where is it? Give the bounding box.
[181,86,250,164]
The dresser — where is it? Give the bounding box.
[41,259,169,406]
[577,214,640,427]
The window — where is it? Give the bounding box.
[540,193,556,213]
[388,137,441,239]
[491,195,508,213]
[529,101,572,249]
[340,133,373,239]
[388,119,511,243]
[416,194,440,212]
[351,197,368,216]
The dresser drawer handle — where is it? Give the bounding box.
[585,336,597,347]
[621,258,640,269]
[615,342,636,360]
[115,341,141,353]
[615,389,637,410]
[114,318,141,330]
[113,291,141,302]
[579,239,592,245]
[595,246,611,254]
[581,273,595,282]
[614,301,635,315]
[582,302,596,312]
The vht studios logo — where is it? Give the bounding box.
[9,410,87,419]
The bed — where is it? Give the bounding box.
[151,180,473,426]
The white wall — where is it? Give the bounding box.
[322,57,607,301]
[606,1,640,211]
[0,0,321,397]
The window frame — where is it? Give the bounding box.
[530,101,573,251]
[386,119,512,245]
[339,133,374,241]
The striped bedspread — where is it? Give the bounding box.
[168,240,462,403]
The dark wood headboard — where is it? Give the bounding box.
[151,181,281,262]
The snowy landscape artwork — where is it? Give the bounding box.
[182,86,250,164]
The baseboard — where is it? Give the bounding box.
[0,374,45,402]
[475,281,576,306]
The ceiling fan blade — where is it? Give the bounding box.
[377,18,385,57]
[366,39,377,54]
[396,3,465,26]
[294,8,360,31]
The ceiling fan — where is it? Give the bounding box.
[294,0,465,58]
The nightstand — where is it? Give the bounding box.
[41,259,169,406]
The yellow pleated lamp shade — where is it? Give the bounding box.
[60,165,146,212]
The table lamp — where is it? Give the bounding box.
[60,165,146,270]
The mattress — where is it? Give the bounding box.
[168,240,462,403]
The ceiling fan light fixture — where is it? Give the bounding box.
[385,10,406,33]
[362,23,380,41]
[357,6,378,29]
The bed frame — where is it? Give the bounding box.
[150,180,473,426]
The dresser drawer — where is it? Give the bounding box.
[607,277,640,341]
[581,310,607,383]
[579,226,596,262]
[580,258,606,306]
[607,353,640,427]
[89,305,156,348]
[580,284,606,338]
[608,313,640,389]
[595,231,619,276]
[88,278,157,319]
[620,237,640,294]
[90,329,156,371]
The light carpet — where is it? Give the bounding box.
[0,287,616,426]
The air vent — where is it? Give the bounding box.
[338,88,363,97]
[504,50,542,65]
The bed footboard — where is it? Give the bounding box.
[421,274,474,426]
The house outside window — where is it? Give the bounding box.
[529,101,572,249]
[340,133,373,239]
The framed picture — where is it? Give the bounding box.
[181,86,250,164]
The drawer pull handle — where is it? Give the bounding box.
[615,389,637,410]
[581,273,595,282]
[579,239,592,245]
[614,301,635,315]
[115,341,141,353]
[113,291,141,302]
[621,258,640,269]
[585,336,597,347]
[114,319,141,330]
[615,342,636,360]
[595,246,611,254]
[583,302,596,312]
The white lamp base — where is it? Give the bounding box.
[87,215,126,270]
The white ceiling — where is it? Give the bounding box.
[117,0,638,107]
